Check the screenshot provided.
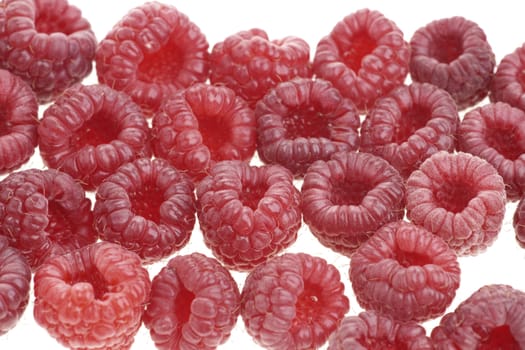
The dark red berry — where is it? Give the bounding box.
[143,253,241,350]
[513,197,525,248]
[255,78,360,177]
[313,8,410,113]
[301,151,405,257]
[490,43,525,112]
[241,252,349,350]
[38,83,152,190]
[409,16,495,110]
[196,160,301,271]
[360,82,459,178]
[33,241,151,350]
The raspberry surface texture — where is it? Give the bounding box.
[457,102,525,202]
[406,151,507,255]
[313,8,410,113]
[0,0,96,103]
[241,252,349,350]
[38,83,151,190]
[95,1,209,115]
[196,160,301,271]
[513,197,525,248]
[360,82,459,178]
[143,253,241,350]
[349,220,460,322]
[301,151,405,256]
[33,241,151,350]
[0,168,96,269]
[209,28,311,108]
[152,82,257,182]
[490,43,525,112]
[255,78,360,177]
[409,16,495,110]
[94,157,196,263]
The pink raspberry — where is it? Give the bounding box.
[513,197,525,248]
[490,43,525,112]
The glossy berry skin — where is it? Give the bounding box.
[33,241,151,350]
[96,1,209,116]
[490,43,525,112]
[143,253,241,350]
[241,253,349,350]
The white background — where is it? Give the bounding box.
[1,0,525,349]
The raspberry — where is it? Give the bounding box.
[457,102,525,202]
[0,236,31,336]
[360,82,460,178]
[255,78,360,177]
[33,241,151,350]
[301,151,405,256]
[38,83,152,190]
[241,252,349,349]
[513,197,525,248]
[409,16,496,110]
[431,284,525,349]
[489,43,525,112]
[95,2,209,115]
[0,68,38,173]
[94,157,196,263]
[152,82,257,182]
[0,0,96,103]
[327,310,434,350]
[0,168,96,269]
[406,151,507,255]
[349,220,460,322]
[209,28,311,108]
[196,160,301,271]
[143,253,240,350]
[313,9,410,113]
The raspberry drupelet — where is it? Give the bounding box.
[513,197,525,248]
[490,43,525,112]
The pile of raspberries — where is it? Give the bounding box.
[0,0,524,349]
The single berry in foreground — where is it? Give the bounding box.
[490,43,525,111]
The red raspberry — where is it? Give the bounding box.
[409,16,495,110]
[513,197,525,248]
[143,253,240,350]
[0,236,31,336]
[0,0,96,103]
[96,2,209,116]
[406,151,507,255]
[38,83,152,190]
[457,102,525,202]
[94,157,196,263]
[33,241,151,350]
[301,151,405,257]
[152,82,257,182]
[209,28,311,108]
[313,9,410,113]
[0,168,96,269]
[360,82,459,178]
[349,220,460,322]
[431,284,525,349]
[490,43,525,112]
[196,160,301,271]
[327,310,434,350]
[241,252,349,349]
[255,78,360,177]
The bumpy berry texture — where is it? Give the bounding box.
[210,28,311,108]
[513,197,525,248]
[0,0,96,103]
[152,82,256,182]
[241,253,349,350]
[349,220,460,322]
[0,236,31,336]
[313,8,410,113]
[431,284,525,349]
[96,2,209,115]
[196,160,301,271]
[0,168,96,269]
[33,241,151,350]
[406,151,507,255]
[94,157,196,263]
[490,43,525,112]
[457,102,525,202]
[360,82,459,178]
[38,83,151,190]
[301,151,405,256]
[255,78,360,177]
[143,253,241,350]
